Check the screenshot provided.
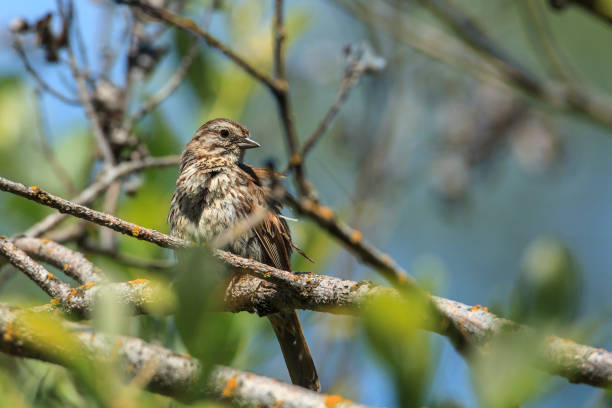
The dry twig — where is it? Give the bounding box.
[24,155,179,238]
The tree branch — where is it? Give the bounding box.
[0,177,184,248]
[14,236,105,284]
[115,0,282,93]
[549,0,612,25]
[0,237,73,299]
[2,176,612,387]
[0,305,367,406]
[284,194,413,287]
[12,36,81,106]
[300,44,386,160]
[338,0,612,129]
[24,155,179,238]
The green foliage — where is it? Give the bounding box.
[470,333,551,408]
[172,249,243,382]
[362,292,434,407]
[511,236,582,325]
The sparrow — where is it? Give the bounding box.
[168,118,320,391]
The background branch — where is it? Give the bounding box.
[0,304,367,406]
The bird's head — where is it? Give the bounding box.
[181,118,260,170]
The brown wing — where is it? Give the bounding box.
[238,163,293,271]
[253,212,293,271]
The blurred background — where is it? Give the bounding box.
[0,1,611,407]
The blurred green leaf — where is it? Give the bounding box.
[511,236,582,325]
[471,333,550,408]
[173,30,221,105]
[173,249,242,384]
[362,292,433,407]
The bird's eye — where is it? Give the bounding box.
[220,129,230,138]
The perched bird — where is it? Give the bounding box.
[168,118,320,391]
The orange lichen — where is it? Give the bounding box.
[482,306,489,312]
[41,238,50,244]
[289,154,302,166]
[50,298,60,306]
[183,353,191,358]
[3,322,14,341]
[397,274,409,283]
[470,304,482,312]
[318,206,333,221]
[350,230,363,244]
[131,225,141,237]
[115,339,123,345]
[302,201,315,212]
[31,186,39,193]
[324,395,344,408]
[47,273,54,280]
[129,278,148,286]
[63,264,69,271]
[84,282,96,289]
[68,289,78,300]
[264,272,271,278]
[221,376,238,397]
[293,275,299,280]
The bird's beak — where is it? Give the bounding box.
[237,137,261,149]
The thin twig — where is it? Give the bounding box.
[337,0,612,129]
[24,155,179,237]
[272,0,286,82]
[519,0,579,82]
[33,89,78,194]
[98,180,123,250]
[0,237,72,299]
[61,4,116,165]
[115,0,282,93]
[284,194,413,287]
[300,53,373,158]
[269,0,309,198]
[124,39,199,132]
[12,37,80,105]
[549,0,612,26]
[418,0,612,128]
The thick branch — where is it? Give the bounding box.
[0,305,366,406]
[3,176,612,387]
[0,237,72,299]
